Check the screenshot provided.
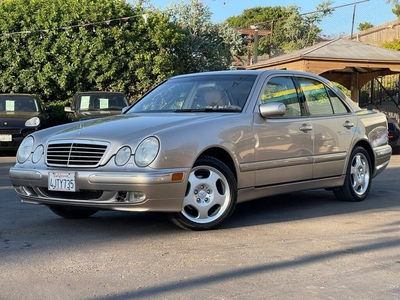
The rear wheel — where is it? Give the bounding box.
[334,146,371,202]
[48,205,99,219]
[170,156,237,230]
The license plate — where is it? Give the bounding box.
[0,134,12,142]
[48,172,76,192]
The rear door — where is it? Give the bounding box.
[295,76,357,179]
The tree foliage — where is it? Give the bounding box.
[382,39,400,50]
[226,6,287,57]
[0,0,185,101]
[226,1,333,56]
[392,4,400,18]
[384,0,400,17]
[164,0,242,73]
[357,22,374,31]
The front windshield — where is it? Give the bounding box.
[78,93,129,111]
[127,74,257,113]
[0,95,39,112]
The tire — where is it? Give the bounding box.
[170,156,237,230]
[334,146,371,202]
[48,205,99,219]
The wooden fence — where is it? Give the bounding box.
[349,19,400,45]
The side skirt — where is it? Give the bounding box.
[237,175,345,204]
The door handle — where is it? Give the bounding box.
[299,124,312,132]
[343,121,355,129]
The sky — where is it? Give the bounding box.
[136,0,396,36]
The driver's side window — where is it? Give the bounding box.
[261,76,301,117]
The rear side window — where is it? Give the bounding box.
[297,77,349,116]
[327,89,349,114]
[261,76,301,117]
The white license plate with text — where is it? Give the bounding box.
[0,134,12,142]
[48,172,76,192]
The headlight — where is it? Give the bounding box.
[32,145,44,164]
[17,136,34,163]
[135,137,160,167]
[115,146,132,166]
[25,117,40,127]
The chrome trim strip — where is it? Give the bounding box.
[240,156,313,172]
[313,152,347,164]
[88,172,184,184]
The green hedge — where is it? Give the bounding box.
[46,100,71,127]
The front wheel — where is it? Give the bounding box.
[334,146,371,202]
[48,205,99,219]
[170,156,237,230]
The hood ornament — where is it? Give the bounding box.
[77,123,84,135]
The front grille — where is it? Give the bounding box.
[46,140,109,167]
[0,141,20,148]
[0,129,21,134]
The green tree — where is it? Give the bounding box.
[0,0,185,101]
[385,0,400,17]
[226,1,333,56]
[164,0,243,73]
[226,6,288,57]
[392,4,400,17]
[358,22,374,31]
[282,2,333,51]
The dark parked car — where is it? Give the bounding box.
[65,91,129,122]
[387,117,400,148]
[9,70,392,230]
[0,93,51,151]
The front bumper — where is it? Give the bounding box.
[9,167,188,212]
[0,128,38,150]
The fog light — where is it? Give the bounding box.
[14,185,35,196]
[127,192,146,203]
[14,186,25,194]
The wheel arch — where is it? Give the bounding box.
[198,147,238,183]
[353,140,374,171]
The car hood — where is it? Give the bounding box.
[0,112,41,126]
[41,113,233,144]
[75,110,122,120]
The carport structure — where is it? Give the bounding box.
[246,38,400,104]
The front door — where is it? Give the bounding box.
[253,75,314,188]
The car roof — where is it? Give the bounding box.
[74,91,125,95]
[0,93,37,97]
[170,69,328,81]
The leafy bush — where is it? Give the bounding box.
[381,39,400,51]
[46,99,71,127]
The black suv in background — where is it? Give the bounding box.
[65,91,129,122]
[0,93,52,151]
[388,117,400,149]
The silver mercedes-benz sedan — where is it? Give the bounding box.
[9,70,392,230]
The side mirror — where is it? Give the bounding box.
[64,105,73,113]
[259,102,286,118]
